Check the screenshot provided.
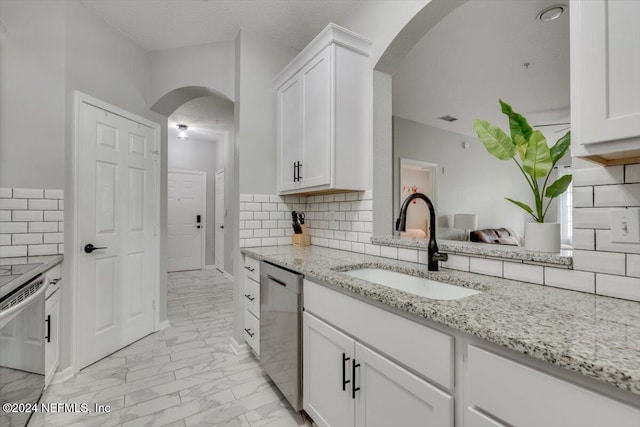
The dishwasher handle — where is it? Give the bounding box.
[266,274,287,288]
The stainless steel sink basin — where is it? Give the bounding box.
[343,268,481,300]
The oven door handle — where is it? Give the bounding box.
[0,277,47,323]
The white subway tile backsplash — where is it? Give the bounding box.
[239,194,253,202]
[339,241,352,251]
[0,246,27,257]
[503,262,544,284]
[44,189,64,199]
[573,208,611,229]
[253,194,270,203]
[626,164,640,183]
[0,211,10,222]
[380,246,398,259]
[29,199,58,210]
[594,184,640,207]
[0,188,12,198]
[572,229,595,250]
[572,186,593,207]
[470,258,502,277]
[13,188,43,199]
[596,274,640,302]
[44,211,63,222]
[627,254,640,278]
[0,199,28,210]
[0,222,28,233]
[28,244,58,256]
[441,254,470,271]
[12,234,43,245]
[29,222,58,233]
[573,250,626,275]
[398,248,418,262]
[573,164,624,186]
[595,229,640,254]
[365,244,381,256]
[0,235,10,245]
[544,268,595,293]
[12,211,43,222]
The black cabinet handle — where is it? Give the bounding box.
[352,359,360,399]
[45,315,51,342]
[296,161,302,181]
[244,328,255,337]
[342,353,351,391]
[244,294,255,301]
[293,161,298,182]
[244,266,255,272]
[84,244,107,254]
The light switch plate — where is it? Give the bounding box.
[610,208,640,243]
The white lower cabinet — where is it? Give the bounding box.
[243,255,260,356]
[303,311,453,427]
[44,288,60,386]
[465,346,640,427]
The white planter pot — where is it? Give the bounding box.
[525,222,561,252]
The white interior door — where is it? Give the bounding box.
[215,170,225,271]
[77,101,157,370]
[167,170,205,272]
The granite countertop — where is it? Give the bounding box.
[371,236,573,267]
[241,245,639,395]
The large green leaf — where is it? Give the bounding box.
[545,174,572,199]
[514,134,528,161]
[500,99,533,142]
[523,130,552,179]
[550,130,571,166]
[473,119,516,160]
[505,197,537,220]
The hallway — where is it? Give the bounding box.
[31,269,306,427]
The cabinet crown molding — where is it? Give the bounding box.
[274,23,372,88]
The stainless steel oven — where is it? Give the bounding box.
[0,273,47,427]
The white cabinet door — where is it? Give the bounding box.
[303,312,355,427]
[355,342,454,427]
[300,46,332,190]
[572,0,640,146]
[277,75,302,193]
[45,289,60,385]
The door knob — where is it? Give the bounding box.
[84,244,107,254]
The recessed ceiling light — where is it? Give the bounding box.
[438,115,458,122]
[537,4,567,23]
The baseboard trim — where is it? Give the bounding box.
[204,264,217,270]
[157,320,171,331]
[230,337,249,355]
[51,367,74,385]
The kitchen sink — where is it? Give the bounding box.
[343,268,481,300]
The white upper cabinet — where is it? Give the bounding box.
[275,24,372,195]
[571,0,640,164]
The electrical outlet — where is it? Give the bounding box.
[610,208,640,244]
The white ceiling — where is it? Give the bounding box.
[392,0,570,139]
[168,95,234,141]
[81,0,411,51]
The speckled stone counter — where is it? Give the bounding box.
[241,245,639,395]
[371,236,573,267]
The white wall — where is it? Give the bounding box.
[393,116,551,238]
[150,41,235,105]
[168,130,220,265]
[0,0,66,189]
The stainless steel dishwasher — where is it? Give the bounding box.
[259,261,303,411]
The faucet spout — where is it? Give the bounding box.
[395,193,447,271]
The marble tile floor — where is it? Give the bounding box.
[29,269,309,427]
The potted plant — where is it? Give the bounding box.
[473,100,571,252]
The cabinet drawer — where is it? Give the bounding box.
[304,280,454,390]
[243,256,260,282]
[467,346,640,427]
[244,310,259,355]
[244,278,260,318]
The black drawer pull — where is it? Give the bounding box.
[352,359,360,399]
[244,266,255,272]
[45,315,51,342]
[244,294,255,301]
[342,353,351,391]
[244,328,255,338]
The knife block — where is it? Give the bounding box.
[292,224,311,247]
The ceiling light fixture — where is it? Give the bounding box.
[438,115,458,122]
[177,124,189,140]
[537,4,567,23]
